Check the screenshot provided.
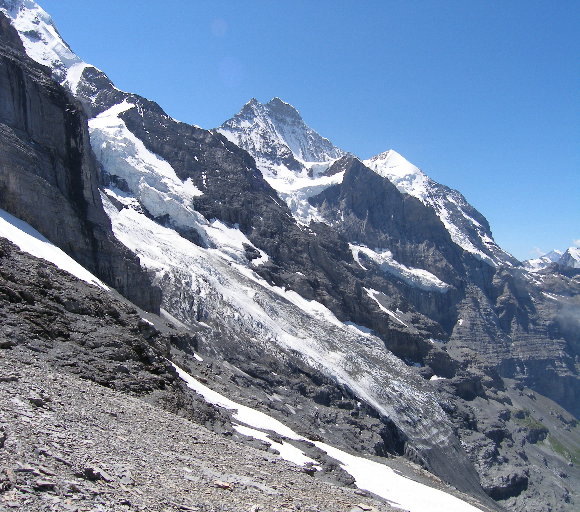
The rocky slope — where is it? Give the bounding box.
[0,1,579,511]
[0,352,402,512]
[0,236,497,512]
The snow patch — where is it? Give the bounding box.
[173,363,482,512]
[351,244,450,292]
[172,362,301,440]
[233,424,318,467]
[316,441,483,512]
[365,288,408,327]
[0,208,108,290]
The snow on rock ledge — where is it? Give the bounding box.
[173,362,484,512]
[0,208,108,290]
[351,244,451,292]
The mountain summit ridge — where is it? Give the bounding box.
[1,3,579,511]
[219,97,516,266]
[219,96,346,172]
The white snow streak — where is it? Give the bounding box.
[173,363,482,512]
[0,208,108,290]
[365,288,408,327]
[233,424,318,467]
[350,244,450,292]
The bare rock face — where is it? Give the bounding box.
[0,12,160,313]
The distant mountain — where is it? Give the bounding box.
[524,248,580,272]
[524,249,564,272]
[219,99,516,267]
[219,97,346,175]
[363,151,516,266]
[559,247,580,269]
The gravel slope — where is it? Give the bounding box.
[0,350,400,512]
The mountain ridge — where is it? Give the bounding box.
[218,98,516,267]
[1,2,579,511]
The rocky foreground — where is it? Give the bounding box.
[0,350,401,512]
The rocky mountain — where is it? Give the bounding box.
[1,2,579,512]
[524,249,565,272]
[218,96,580,415]
[219,100,516,268]
[219,97,346,177]
[0,5,159,313]
[560,247,580,269]
[363,150,516,267]
[524,248,580,273]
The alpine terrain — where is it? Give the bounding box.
[0,2,578,512]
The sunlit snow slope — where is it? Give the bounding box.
[0,0,89,92]
[0,208,108,289]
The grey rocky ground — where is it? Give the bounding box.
[0,350,399,512]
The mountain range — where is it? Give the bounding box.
[0,2,579,511]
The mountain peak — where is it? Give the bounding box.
[265,97,302,120]
[365,149,425,180]
[0,0,88,89]
[524,249,565,272]
[560,247,580,269]
[267,96,291,107]
[219,97,345,166]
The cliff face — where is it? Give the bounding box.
[0,12,160,312]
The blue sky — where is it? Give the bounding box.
[41,0,579,260]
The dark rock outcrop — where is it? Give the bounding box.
[0,13,160,312]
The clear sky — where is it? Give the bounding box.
[40,0,579,261]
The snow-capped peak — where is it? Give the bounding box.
[524,249,564,272]
[219,97,515,266]
[218,97,348,225]
[544,249,565,262]
[365,149,426,180]
[364,150,514,266]
[0,0,89,92]
[219,97,346,169]
[524,247,580,272]
[559,247,580,269]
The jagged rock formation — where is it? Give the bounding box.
[219,97,346,176]
[0,2,579,511]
